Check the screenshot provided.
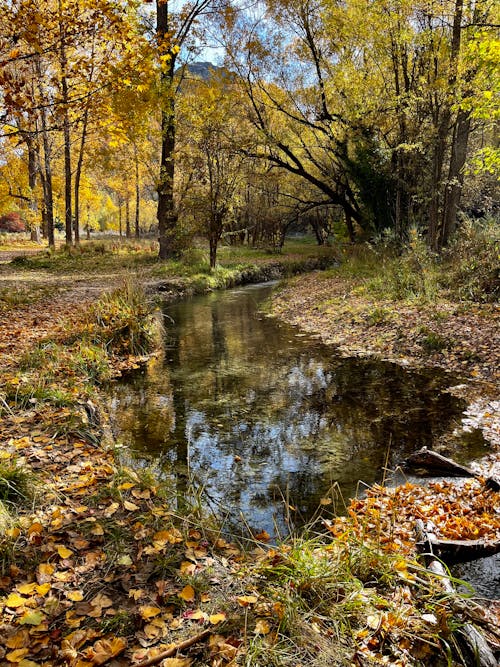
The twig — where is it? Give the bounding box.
[133,629,211,667]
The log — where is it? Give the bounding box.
[416,535,500,564]
[415,521,498,667]
[405,447,500,491]
[406,447,475,477]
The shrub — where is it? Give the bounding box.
[442,219,500,302]
[90,282,158,357]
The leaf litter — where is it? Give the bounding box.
[0,272,499,665]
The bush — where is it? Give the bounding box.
[442,219,500,302]
[90,282,158,357]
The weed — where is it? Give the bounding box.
[419,330,453,353]
[0,461,33,504]
[366,306,392,326]
[99,610,136,636]
[90,281,158,357]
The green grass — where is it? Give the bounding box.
[0,460,34,504]
[323,221,499,304]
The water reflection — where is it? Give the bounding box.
[108,283,474,538]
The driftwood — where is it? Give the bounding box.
[416,534,500,564]
[133,629,211,667]
[416,520,498,667]
[406,447,500,491]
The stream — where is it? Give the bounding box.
[108,282,497,596]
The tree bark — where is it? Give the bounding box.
[26,132,41,243]
[59,1,72,246]
[35,57,55,249]
[134,144,140,238]
[156,0,178,259]
[125,196,131,238]
[440,108,471,247]
[74,105,89,247]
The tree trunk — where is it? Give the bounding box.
[134,144,140,238]
[125,196,131,238]
[440,109,471,247]
[156,0,178,260]
[59,3,72,246]
[74,106,90,247]
[26,133,41,243]
[35,57,55,249]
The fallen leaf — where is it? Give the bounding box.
[179,585,195,602]
[209,612,226,625]
[254,619,271,635]
[57,545,74,559]
[123,500,139,511]
[66,591,84,602]
[139,605,162,619]
[5,592,26,608]
[6,649,29,663]
[84,637,127,665]
[19,610,45,625]
[236,595,258,607]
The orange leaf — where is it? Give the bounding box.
[84,637,127,665]
[178,585,195,602]
[236,595,258,607]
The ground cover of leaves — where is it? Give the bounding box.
[0,248,499,666]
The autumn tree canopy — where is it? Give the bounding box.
[0,0,497,254]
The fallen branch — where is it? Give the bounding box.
[406,447,500,491]
[415,520,498,667]
[416,534,500,564]
[133,629,211,667]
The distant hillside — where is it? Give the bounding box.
[176,61,227,81]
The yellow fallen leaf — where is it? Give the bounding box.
[36,583,51,596]
[117,482,135,490]
[17,583,37,595]
[178,585,195,602]
[37,563,54,584]
[104,502,119,517]
[123,500,139,511]
[18,660,40,667]
[6,649,29,663]
[209,612,226,625]
[236,595,258,607]
[180,561,196,576]
[139,605,161,619]
[66,591,84,602]
[254,619,271,635]
[57,545,74,559]
[161,659,192,667]
[153,528,183,546]
[5,592,26,608]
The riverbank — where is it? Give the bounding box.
[1,239,499,665]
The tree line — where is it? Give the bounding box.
[0,0,498,265]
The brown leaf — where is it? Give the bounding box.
[84,637,127,665]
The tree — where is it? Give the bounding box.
[178,72,248,266]
[155,0,219,259]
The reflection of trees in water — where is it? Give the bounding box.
[110,286,465,537]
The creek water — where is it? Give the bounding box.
[108,283,490,538]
